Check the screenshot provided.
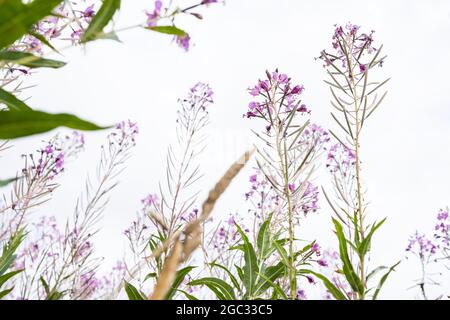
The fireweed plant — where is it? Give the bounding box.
[120,83,215,299]
[406,208,450,299]
[1,18,448,300]
[313,23,399,300]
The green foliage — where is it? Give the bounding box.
[193,215,292,300]
[0,50,66,68]
[0,177,17,188]
[0,110,108,139]
[0,229,26,299]
[299,269,347,300]
[165,266,196,300]
[147,25,186,36]
[0,87,32,111]
[332,218,364,295]
[124,281,146,300]
[0,0,62,50]
[189,277,236,300]
[81,0,121,43]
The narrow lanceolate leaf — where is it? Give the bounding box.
[188,277,235,300]
[0,87,32,111]
[0,110,108,139]
[0,269,23,288]
[332,218,363,295]
[124,281,146,300]
[176,289,198,300]
[372,261,401,300]
[165,266,196,300]
[209,263,240,291]
[256,212,273,259]
[0,178,17,188]
[254,262,286,296]
[0,50,66,68]
[357,218,386,256]
[147,25,186,36]
[81,0,121,43]
[0,229,26,276]
[28,30,59,53]
[234,223,258,298]
[0,287,13,299]
[0,0,63,49]
[299,269,347,300]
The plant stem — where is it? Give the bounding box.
[347,41,366,299]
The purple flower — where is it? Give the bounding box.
[141,193,159,207]
[288,183,296,192]
[146,1,163,27]
[44,145,54,155]
[359,64,367,73]
[311,242,320,254]
[175,34,190,51]
[318,259,328,267]
[296,289,307,300]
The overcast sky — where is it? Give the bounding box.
[2,0,450,299]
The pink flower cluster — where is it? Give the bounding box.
[406,232,437,259]
[245,70,309,121]
[186,82,214,111]
[318,22,380,72]
[26,131,85,181]
[326,143,356,175]
[434,209,450,247]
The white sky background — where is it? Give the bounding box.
[2,0,450,299]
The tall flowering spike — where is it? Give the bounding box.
[245,69,328,299]
[315,23,391,300]
[122,83,214,294]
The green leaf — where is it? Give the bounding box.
[124,281,146,300]
[254,262,286,296]
[0,50,65,68]
[176,289,198,300]
[358,218,386,257]
[0,177,17,188]
[0,87,32,111]
[147,25,186,36]
[272,240,294,272]
[299,269,347,300]
[0,269,22,288]
[28,30,59,53]
[0,287,13,299]
[81,0,121,43]
[235,264,244,282]
[0,110,108,139]
[0,229,26,276]
[143,272,157,282]
[209,262,240,290]
[256,271,288,299]
[0,0,63,49]
[40,277,50,296]
[47,290,63,300]
[256,212,273,259]
[234,223,258,298]
[332,218,363,295]
[165,266,196,300]
[372,261,400,300]
[189,277,235,300]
